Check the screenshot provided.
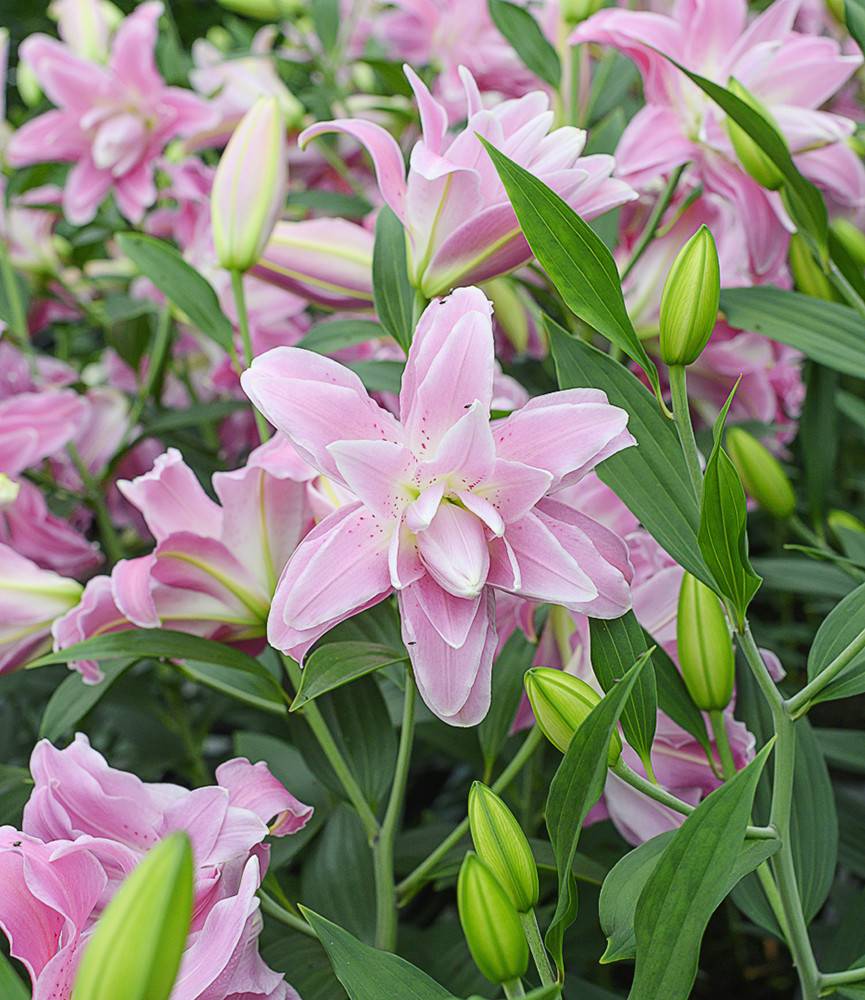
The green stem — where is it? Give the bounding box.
[0,240,29,344]
[820,967,865,989]
[520,909,555,987]
[621,164,687,281]
[737,626,820,1000]
[785,625,865,718]
[281,654,379,841]
[612,761,776,840]
[710,710,736,780]
[230,268,269,443]
[126,307,173,434]
[258,890,316,939]
[66,444,124,566]
[396,727,544,905]
[411,287,428,328]
[502,979,526,999]
[668,364,703,499]
[373,673,416,950]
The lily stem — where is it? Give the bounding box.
[230,268,269,443]
[520,909,555,987]
[668,364,703,499]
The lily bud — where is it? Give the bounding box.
[17,58,42,108]
[658,225,720,365]
[0,474,21,508]
[72,832,194,1000]
[562,0,604,27]
[524,667,621,765]
[832,218,865,271]
[216,0,300,18]
[789,233,838,301]
[829,509,865,537]
[468,782,538,913]
[457,853,529,986]
[725,79,786,191]
[483,277,530,354]
[212,97,287,273]
[676,574,734,712]
[725,427,796,519]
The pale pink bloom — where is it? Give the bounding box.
[0,389,86,478]
[300,66,636,297]
[0,543,83,673]
[186,26,302,151]
[253,218,375,311]
[0,733,309,999]
[0,343,77,400]
[53,438,315,680]
[573,0,865,255]
[376,0,559,121]
[0,181,63,274]
[241,287,635,726]
[7,2,215,224]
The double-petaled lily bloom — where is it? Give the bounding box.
[0,733,309,999]
[7,2,215,224]
[572,0,865,239]
[53,437,314,680]
[299,66,636,298]
[242,287,635,726]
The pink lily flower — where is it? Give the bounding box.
[7,2,215,224]
[299,66,636,298]
[241,287,636,726]
[0,389,86,478]
[0,733,310,999]
[572,0,865,233]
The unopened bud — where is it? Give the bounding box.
[17,59,42,108]
[725,427,796,519]
[468,782,538,913]
[216,0,299,18]
[0,474,21,508]
[524,667,621,765]
[659,225,720,365]
[832,218,865,271]
[562,0,604,26]
[212,97,287,272]
[72,833,193,1000]
[829,509,865,537]
[676,574,734,712]
[789,233,838,301]
[726,79,786,191]
[484,277,530,354]
[457,853,529,986]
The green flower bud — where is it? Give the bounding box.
[658,225,720,365]
[483,278,530,355]
[829,509,865,537]
[676,574,734,712]
[789,233,839,301]
[17,59,42,108]
[457,853,529,986]
[216,0,300,18]
[832,218,865,271]
[0,474,21,507]
[725,426,796,519]
[468,782,538,913]
[72,833,194,1000]
[524,667,621,765]
[725,78,786,191]
[561,0,604,27]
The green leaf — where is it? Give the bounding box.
[481,140,660,397]
[31,629,286,714]
[291,642,407,710]
[40,659,135,741]
[550,324,715,588]
[698,390,762,626]
[806,581,865,704]
[600,831,778,965]
[815,727,865,774]
[720,287,865,379]
[0,764,34,826]
[301,908,454,1000]
[660,60,827,256]
[847,0,865,58]
[373,206,414,353]
[487,0,561,87]
[298,319,383,354]
[0,953,28,1000]
[311,0,340,51]
[544,653,652,975]
[116,233,234,352]
[752,556,854,598]
[589,614,657,774]
[344,359,405,395]
[800,364,838,524]
[286,189,372,219]
[477,631,535,777]
[628,741,774,1000]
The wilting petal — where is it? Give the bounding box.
[416,502,490,599]
[216,758,313,836]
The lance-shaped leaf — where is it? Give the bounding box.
[291,641,408,709]
[847,0,865,58]
[373,206,414,353]
[600,831,778,965]
[549,322,715,589]
[628,741,774,1000]
[40,659,135,742]
[806,581,865,704]
[0,953,28,1000]
[488,0,561,87]
[656,58,828,258]
[480,139,661,398]
[544,652,652,975]
[589,613,657,775]
[301,907,454,1000]
[116,233,234,352]
[720,287,865,379]
[698,385,761,628]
